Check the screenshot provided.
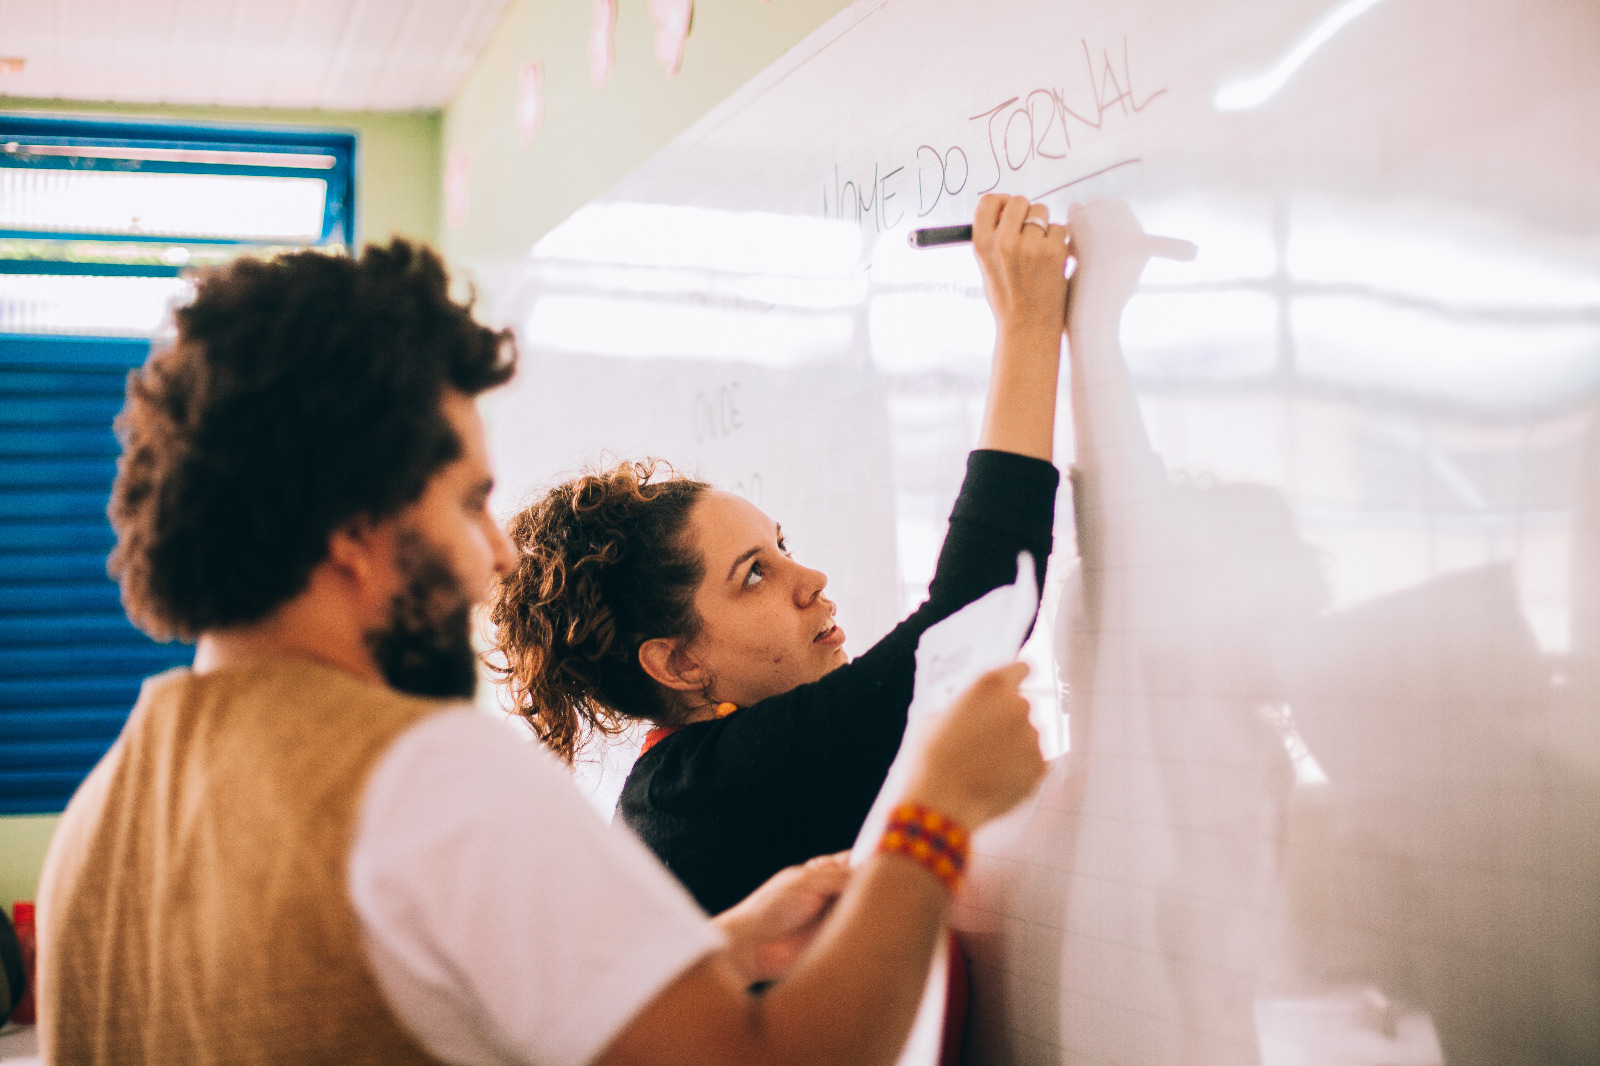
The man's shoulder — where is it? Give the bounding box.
[375,707,577,805]
[167,659,459,723]
[124,661,474,800]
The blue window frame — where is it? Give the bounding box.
[0,115,356,813]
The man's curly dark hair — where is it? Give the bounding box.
[109,240,516,642]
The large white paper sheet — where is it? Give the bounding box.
[850,550,1041,1066]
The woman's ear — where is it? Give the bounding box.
[638,637,706,693]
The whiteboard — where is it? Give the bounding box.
[483,0,1600,1062]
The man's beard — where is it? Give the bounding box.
[366,528,479,700]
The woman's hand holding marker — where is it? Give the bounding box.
[971,193,1073,340]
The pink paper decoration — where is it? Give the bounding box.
[444,147,470,228]
[517,61,545,146]
[648,0,693,76]
[589,0,617,88]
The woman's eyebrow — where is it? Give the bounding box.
[726,545,763,583]
[726,522,784,582]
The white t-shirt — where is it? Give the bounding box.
[348,709,725,1066]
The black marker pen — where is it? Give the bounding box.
[907,224,973,248]
[910,222,1200,264]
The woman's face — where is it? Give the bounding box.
[677,489,848,707]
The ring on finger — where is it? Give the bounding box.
[1022,215,1050,234]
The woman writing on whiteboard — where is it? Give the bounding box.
[491,193,1068,915]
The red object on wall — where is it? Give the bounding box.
[10,901,35,1025]
[941,931,969,1066]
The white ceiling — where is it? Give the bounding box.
[0,0,513,111]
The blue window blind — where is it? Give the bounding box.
[0,116,356,813]
[0,334,179,813]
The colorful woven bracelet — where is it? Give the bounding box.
[877,801,971,894]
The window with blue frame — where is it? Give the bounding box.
[0,115,356,813]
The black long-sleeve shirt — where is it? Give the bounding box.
[617,449,1059,914]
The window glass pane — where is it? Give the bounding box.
[0,273,193,335]
[0,169,328,242]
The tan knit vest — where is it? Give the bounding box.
[38,661,454,1066]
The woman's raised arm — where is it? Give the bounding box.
[971,193,1072,462]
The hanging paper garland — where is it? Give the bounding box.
[517,61,545,146]
[648,0,693,76]
[590,0,617,87]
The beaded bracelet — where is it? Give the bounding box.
[877,801,971,894]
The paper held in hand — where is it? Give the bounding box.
[851,550,1041,864]
[849,551,1040,1066]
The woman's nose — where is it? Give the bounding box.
[794,561,828,605]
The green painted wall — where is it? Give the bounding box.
[1,817,57,912]
[440,0,853,281]
[0,97,442,246]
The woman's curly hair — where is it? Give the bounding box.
[110,240,515,641]
[490,460,711,762]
